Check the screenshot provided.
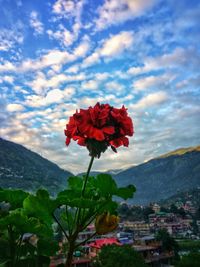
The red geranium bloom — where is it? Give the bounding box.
[64,102,134,157]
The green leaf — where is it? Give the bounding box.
[68,176,83,190]
[115,185,136,200]
[98,200,118,214]
[36,189,50,200]
[0,189,28,209]
[95,174,117,197]
[23,191,56,226]
[0,210,27,230]
[37,238,59,256]
[27,218,53,237]
[70,198,98,208]
[0,211,53,238]
[56,190,80,207]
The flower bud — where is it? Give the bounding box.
[95,212,119,235]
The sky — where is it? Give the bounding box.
[0,0,200,174]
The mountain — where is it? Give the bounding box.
[1,138,200,205]
[159,188,200,208]
[0,138,72,194]
[112,146,200,205]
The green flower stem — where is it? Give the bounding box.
[82,156,95,196]
[65,156,95,267]
[73,156,95,229]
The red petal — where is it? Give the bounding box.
[103,126,115,135]
[122,137,129,147]
[77,137,86,146]
[65,137,71,146]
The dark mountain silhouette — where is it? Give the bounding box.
[0,138,72,194]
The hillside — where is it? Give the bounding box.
[1,138,200,204]
[159,188,200,208]
[0,138,72,194]
[113,146,200,205]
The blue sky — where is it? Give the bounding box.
[0,0,200,174]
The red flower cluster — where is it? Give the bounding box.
[64,103,134,157]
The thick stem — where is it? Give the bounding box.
[8,225,15,267]
[65,238,76,267]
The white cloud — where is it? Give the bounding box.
[82,80,98,90]
[7,103,24,112]
[95,72,109,81]
[47,27,74,47]
[105,81,124,92]
[82,52,100,67]
[73,38,90,57]
[133,73,176,91]
[21,50,76,71]
[0,25,24,52]
[45,89,64,104]
[25,87,75,107]
[82,31,133,68]
[128,47,198,76]
[131,91,168,110]
[27,71,86,94]
[95,0,156,30]
[51,64,62,73]
[30,11,44,35]
[0,61,16,72]
[53,0,75,16]
[65,65,79,73]
[0,75,14,84]
[100,31,134,57]
[51,0,84,46]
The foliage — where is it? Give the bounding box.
[0,173,135,267]
[93,244,148,267]
[175,252,200,267]
[118,203,153,222]
[0,188,59,266]
[156,229,179,260]
[178,240,200,251]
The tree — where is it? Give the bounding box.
[93,244,148,267]
[170,204,179,214]
[143,206,154,221]
[156,229,179,260]
[195,206,200,220]
[176,252,200,267]
[160,206,169,213]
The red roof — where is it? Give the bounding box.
[88,238,121,249]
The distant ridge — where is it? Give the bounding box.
[0,138,72,194]
[157,145,200,158]
[112,145,200,204]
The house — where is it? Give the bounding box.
[88,237,121,258]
